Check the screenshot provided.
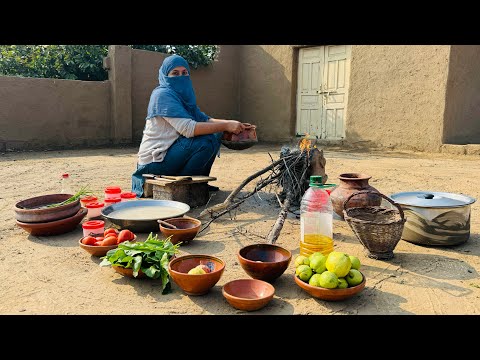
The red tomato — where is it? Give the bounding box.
[102,236,118,246]
[94,241,103,246]
[117,229,135,244]
[95,236,104,242]
[104,228,118,237]
[82,236,97,246]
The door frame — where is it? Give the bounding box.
[292,45,351,140]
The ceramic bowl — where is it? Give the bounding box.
[294,271,366,301]
[168,254,225,295]
[14,193,81,223]
[16,208,87,236]
[158,217,202,245]
[237,243,292,282]
[222,279,275,311]
[78,235,137,257]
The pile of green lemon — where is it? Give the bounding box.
[295,251,363,289]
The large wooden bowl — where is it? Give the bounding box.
[14,194,81,223]
[294,272,366,301]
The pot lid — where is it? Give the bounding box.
[390,191,476,208]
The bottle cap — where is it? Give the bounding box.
[309,175,323,187]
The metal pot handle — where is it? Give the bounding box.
[342,190,405,220]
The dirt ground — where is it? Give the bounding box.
[1,143,479,315]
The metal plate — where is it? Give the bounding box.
[101,199,190,233]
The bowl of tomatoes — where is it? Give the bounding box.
[79,227,136,257]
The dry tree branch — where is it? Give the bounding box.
[197,145,327,244]
[198,156,292,219]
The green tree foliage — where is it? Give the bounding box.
[0,45,219,81]
[131,45,218,69]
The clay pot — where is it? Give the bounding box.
[329,173,381,218]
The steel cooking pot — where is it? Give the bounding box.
[390,191,476,246]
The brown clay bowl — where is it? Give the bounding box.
[294,271,366,301]
[158,217,202,245]
[222,279,275,311]
[15,207,87,236]
[168,254,225,295]
[78,235,137,257]
[237,243,292,282]
[112,266,147,278]
[14,193,81,223]
[221,127,258,150]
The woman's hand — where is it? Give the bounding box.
[225,120,245,134]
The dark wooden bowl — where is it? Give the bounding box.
[294,271,366,301]
[168,254,225,295]
[237,243,292,282]
[16,208,87,236]
[222,279,275,311]
[158,217,201,245]
[14,193,81,223]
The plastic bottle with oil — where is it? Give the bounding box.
[299,175,335,257]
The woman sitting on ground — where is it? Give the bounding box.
[131,54,250,197]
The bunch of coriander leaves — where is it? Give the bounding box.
[100,232,180,294]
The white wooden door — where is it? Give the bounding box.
[296,45,351,139]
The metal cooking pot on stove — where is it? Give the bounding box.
[390,191,476,246]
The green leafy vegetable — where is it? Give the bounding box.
[24,186,93,210]
[100,233,180,294]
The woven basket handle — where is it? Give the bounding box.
[342,190,405,220]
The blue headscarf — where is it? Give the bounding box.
[146,54,209,122]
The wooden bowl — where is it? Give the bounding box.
[222,279,275,311]
[294,272,366,301]
[16,208,87,236]
[158,217,201,245]
[168,254,225,295]
[237,243,292,282]
[14,193,81,223]
[79,235,137,257]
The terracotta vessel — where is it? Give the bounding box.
[294,272,366,301]
[14,193,81,223]
[222,279,275,311]
[16,208,87,236]
[329,173,381,218]
[237,243,291,283]
[158,217,202,245]
[168,254,225,295]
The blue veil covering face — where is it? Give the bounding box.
[146,54,209,122]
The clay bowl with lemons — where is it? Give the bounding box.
[294,251,366,301]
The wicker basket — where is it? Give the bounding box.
[343,190,406,260]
